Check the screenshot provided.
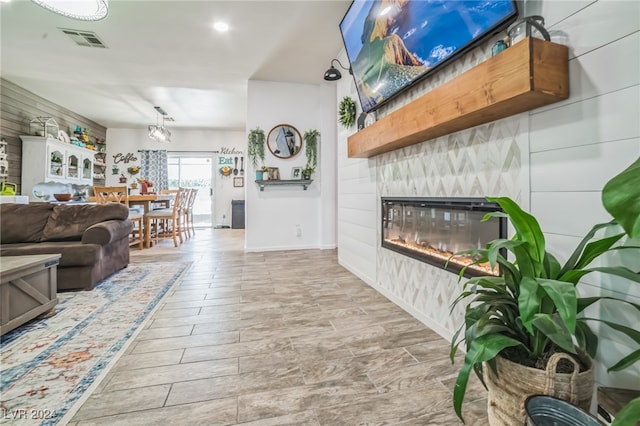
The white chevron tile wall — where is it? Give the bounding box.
[372,37,527,339]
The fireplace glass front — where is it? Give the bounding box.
[382,197,506,277]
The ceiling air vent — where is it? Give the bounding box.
[59,28,107,48]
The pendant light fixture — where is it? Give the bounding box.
[148,106,171,143]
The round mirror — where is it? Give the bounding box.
[267,124,302,159]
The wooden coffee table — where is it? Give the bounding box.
[0,254,61,335]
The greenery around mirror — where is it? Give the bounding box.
[247,127,265,168]
[449,156,640,423]
[303,129,319,174]
[338,96,356,128]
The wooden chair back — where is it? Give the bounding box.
[93,185,144,249]
[93,186,129,206]
[160,189,179,195]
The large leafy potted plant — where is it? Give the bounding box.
[450,156,640,425]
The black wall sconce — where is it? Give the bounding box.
[323,59,352,81]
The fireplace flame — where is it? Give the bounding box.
[387,238,498,276]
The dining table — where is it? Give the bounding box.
[87,193,174,214]
[128,193,174,213]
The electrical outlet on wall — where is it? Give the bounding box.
[295,224,302,238]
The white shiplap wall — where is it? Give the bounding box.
[527,0,640,388]
[336,0,639,389]
[336,50,378,286]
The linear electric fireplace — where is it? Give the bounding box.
[382,197,507,277]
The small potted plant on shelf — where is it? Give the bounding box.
[449,157,640,425]
[301,167,314,180]
[259,166,269,181]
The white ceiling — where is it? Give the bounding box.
[0,0,351,131]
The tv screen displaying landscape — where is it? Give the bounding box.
[340,0,518,113]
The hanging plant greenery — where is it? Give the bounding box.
[303,129,319,172]
[338,96,356,128]
[247,127,265,168]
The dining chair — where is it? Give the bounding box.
[144,187,186,248]
[92,185,144,250]
[175,187,192,242]
[185,188,198,237]
[152,188,179,210]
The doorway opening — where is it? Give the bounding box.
[167,153,214,227]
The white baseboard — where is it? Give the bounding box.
[245,244,327,252]
[366,281,454,344]
[337,258,453,343]
[337,259,375,287]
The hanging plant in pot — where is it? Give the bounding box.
[449,158,640,425]
[247,127,265,180]
[303,129,319,176]
[338,96,356,128]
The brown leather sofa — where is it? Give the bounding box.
[0,203,133,290]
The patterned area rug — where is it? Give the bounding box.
[0,262,190,425]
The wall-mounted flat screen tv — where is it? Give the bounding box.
[339,0,519,113]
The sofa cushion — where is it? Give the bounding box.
[0,203,55,244]
[0,241,101,267]
[41,203,129,242]
[82,219,133,245]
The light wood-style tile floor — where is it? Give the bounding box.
[67,229,488,425]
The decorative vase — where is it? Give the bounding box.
[484,353,594,426]
[256,171,263,180]
[141,182,148,193]
[262,171,269,181]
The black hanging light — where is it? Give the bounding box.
[323,59,352,81]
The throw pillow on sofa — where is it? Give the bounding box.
[0,203,55,244]
[41,204,130,242]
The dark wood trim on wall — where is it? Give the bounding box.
[0,78,107,193]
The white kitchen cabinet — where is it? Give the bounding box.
[20,136,96,200]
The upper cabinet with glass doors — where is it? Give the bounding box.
[20,135,96,200]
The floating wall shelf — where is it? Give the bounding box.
[255,179,313,191]
[348,37,569,158]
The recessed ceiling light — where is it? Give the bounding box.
[213,21,229,32]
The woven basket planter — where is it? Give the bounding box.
[484,352,595,426]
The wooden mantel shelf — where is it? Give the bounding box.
[348,37,569,158]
